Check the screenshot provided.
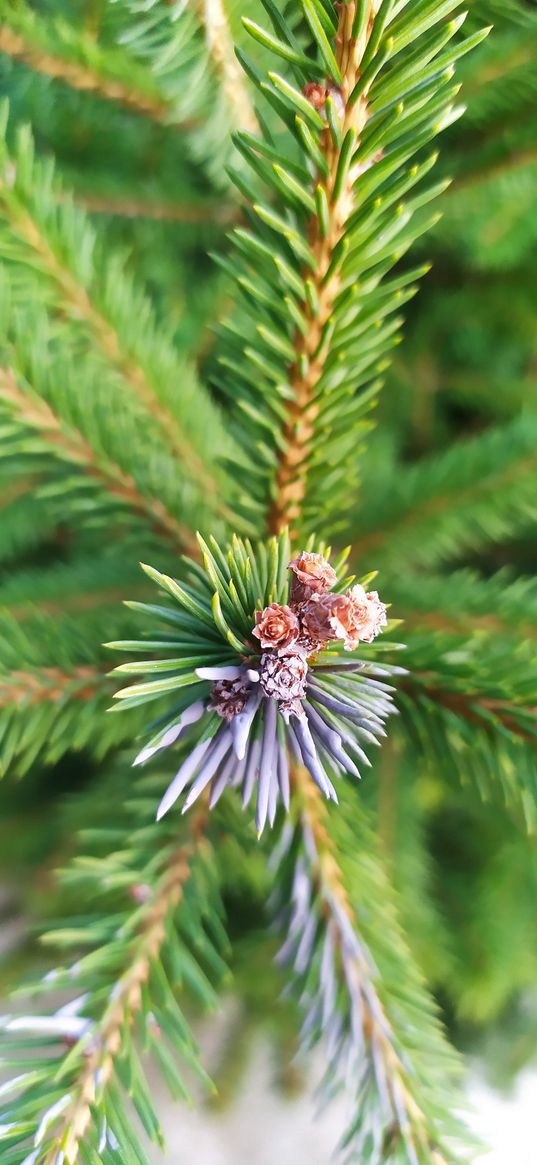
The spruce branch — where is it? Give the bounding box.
[274,766,471,1164]
[0,785,228,1164]
[64,191,237,224]
[0,590,147,774]
[0,7,196,128]
[218,0,488,537]
[0,135,235,526]
[350,417,537,568]
[268,2,382,535]
[198,0,259,135]
[0,366,195,551]
[42,811,207,1165]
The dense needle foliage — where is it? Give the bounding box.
[0,1,535,1163]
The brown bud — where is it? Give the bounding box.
[303,82,328,110]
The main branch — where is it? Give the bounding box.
[269,1,380,535]
[293,765,453,1165]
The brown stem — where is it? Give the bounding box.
[66,191,237,224]
[268,2,379,536]
[0,366,196,551]
[0,26,179,124]
[42,807,208,1165]
[0,664,107,707]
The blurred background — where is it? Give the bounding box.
[0,0,536,1160]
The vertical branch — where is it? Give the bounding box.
[278,764,459,1164]
[200,0,259,134]
[269,1,380,536]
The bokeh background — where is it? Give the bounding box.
[0,1,536,1161]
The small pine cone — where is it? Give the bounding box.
[288,551,337,603]
[259,650,308,705]
[210,677,250,720]
[252,602,300,654]
[301,592,350,645]
[302,587,387,650]
[345,585,387,646]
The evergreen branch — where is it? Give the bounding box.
[197,0,259,134]
[268,3,380,535]
[217,0,488,536]
[0,15,179,125]
[0,591,146,774]
[65,191,236,224]
[0,136,235,523]
[275,768,471,1164]
[350,416,537,568]
[395,601,537,823]
[0,664,106,709]
[0,783,228,1164]
[0,557,150,621]
[390,567,537,642]
[0,366,195,551]
[43,811,206,1165]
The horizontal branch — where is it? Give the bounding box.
[403,674,537,746]
[199,0,259,135]
[67,191,237,224]
[0,366,196,551]
[0,25,175,124]
[0,664,108,708]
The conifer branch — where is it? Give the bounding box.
[276,766,468,1164]
[351,418,537,567]
[222,1,486,535]
[402,672,537,748]
[198,0,259,135]
[0,786,227,1163]
[0,193,231,518]
[0,366,195,551]
[41,808,207,1165]
[67,191,236,224]
[0,664,107,709]
[0,24,178,125]
[269,2,380,536]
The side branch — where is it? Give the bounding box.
[0,25,173,123]
[0,367,195,551]
[199,0,259,134]
[269,2,379,535]
[42,810,208,1165]
[0,664,108,708]
[3,201,230,516]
